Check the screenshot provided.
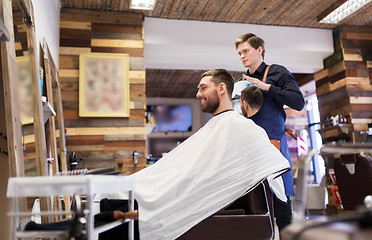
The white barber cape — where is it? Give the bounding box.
[132,110,290,240]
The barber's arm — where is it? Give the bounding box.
[266,67,305,111]
[242,71,305,111]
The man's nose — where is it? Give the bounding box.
[196,90,201,98]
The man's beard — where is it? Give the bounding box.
[202,91,220,113]
[241,106,248,118]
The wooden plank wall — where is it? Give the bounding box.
[315,25,372,133]
[59,9,146,173]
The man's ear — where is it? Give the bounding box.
[218,82,226,95]
[243,100,249,112]
[257,46,263,55]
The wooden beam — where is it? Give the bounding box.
[54,75,68,173]
[42,40,60,178]
[23,0,52,222]
[53,71,71,214]
[26,3,48,178]
[316,0,347,22]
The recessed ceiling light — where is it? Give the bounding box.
[319,0,372,24]
[130,0,157,10]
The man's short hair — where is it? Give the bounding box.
[202,69,235,98]
[235,33,265,59]
[240,85,263,110]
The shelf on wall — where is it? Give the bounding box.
[42,101,56,124]
[317,124,353,142]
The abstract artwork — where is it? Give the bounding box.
[79,53,130,117]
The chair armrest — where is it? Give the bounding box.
[214,209,245,216]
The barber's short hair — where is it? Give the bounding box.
[240,85,263,110]
[235,33,265,59]
[202,69,235,98]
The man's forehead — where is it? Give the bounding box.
[198,76,213,87]
[237,41,251,51]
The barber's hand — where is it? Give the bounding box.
[242,74,271,91]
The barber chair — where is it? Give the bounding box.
[177,179,275,240]
[334,153,372,211]
[281,150,372,240]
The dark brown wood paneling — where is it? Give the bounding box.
[60,8,143,26]
[92,23,143,34]
[91,47,144,57]
[342,39,372,49]
[66,135,105,145]
[60,38,91,48]
[104,140,146,151]
[350,104,372,112]
[317,86,349,107]
[60,29,91,39]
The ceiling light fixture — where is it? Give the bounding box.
[318,0,371,24]
[130,0,157,10]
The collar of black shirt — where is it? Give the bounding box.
[247,61,268,78]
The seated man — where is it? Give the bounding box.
[240,85,288,206]
[26,69,290,240]
[240,85,280,151]
[113,69,290,239]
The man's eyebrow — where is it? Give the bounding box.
[198,83,206,88]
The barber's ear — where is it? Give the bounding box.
[257,46,263,55]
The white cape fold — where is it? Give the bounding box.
[133,111,290,240]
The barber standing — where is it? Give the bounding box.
[234,33,305,232]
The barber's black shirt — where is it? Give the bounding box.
[246,62,305,120]
[245,61,304,196]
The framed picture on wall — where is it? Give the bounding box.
[79,52,130,117]
[16,56,34,125]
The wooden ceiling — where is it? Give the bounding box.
[59,0,372,98]
[60,0,372,29]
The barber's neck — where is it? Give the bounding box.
[248,60,263,75]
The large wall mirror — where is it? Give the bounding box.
[12,0,65,178]
[12,0,69,217]
[12,1,37,177]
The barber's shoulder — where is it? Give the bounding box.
[269,64,285,71]
[270,64,291,74]
[268,64,294,82]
